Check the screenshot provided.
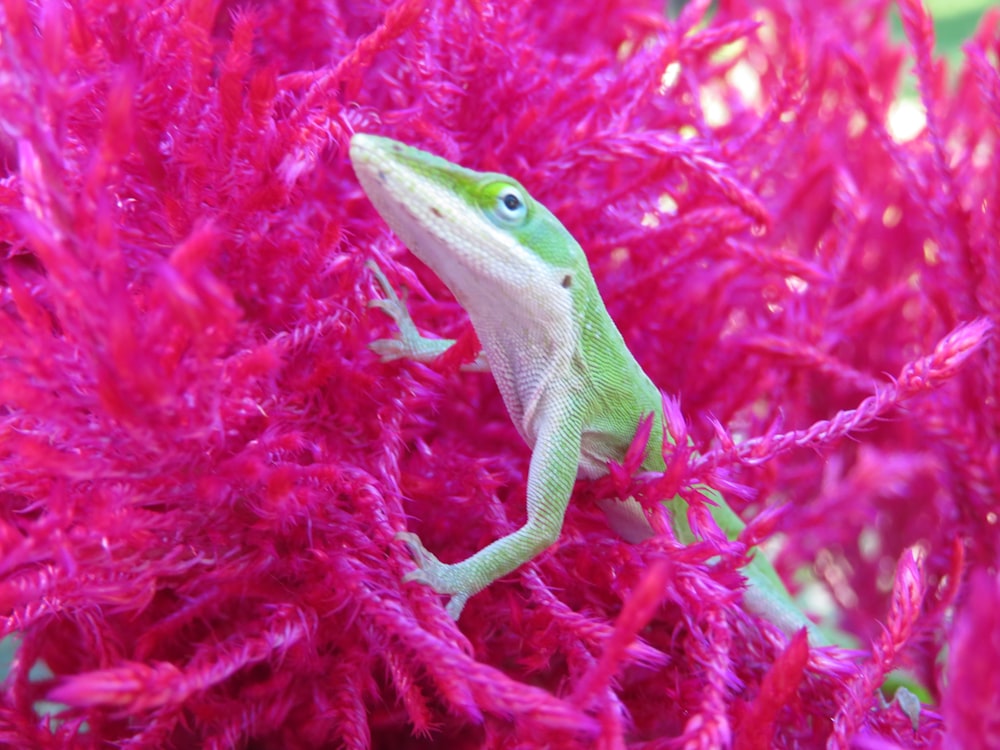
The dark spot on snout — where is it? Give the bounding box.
[561,275,572,288]
[377,170,388,183]
[430,207,443,218]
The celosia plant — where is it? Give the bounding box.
[0,0,997,747]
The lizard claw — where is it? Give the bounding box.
[366,262,410,325]
[395,531,471,619]
[368,295,410,325]
[395,531,437,580]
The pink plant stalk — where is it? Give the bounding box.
[0,0,997,747]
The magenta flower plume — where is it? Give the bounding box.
[0,1,997,747]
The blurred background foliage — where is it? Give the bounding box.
[913,0,992,67]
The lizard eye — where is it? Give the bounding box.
[492,185,528,225]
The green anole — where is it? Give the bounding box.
[350,133,823,642]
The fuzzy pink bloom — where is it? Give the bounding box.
[0,0,997,747]
[942,571,1000,750]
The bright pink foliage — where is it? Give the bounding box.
[0,0,997,747]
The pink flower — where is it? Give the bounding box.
[0,0,995,746]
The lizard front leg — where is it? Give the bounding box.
[398,408,583,618]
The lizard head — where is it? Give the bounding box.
[350,133,598,330]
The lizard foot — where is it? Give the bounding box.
[395,531,471,619]
[367,261,418,361]
[366,261,452,363]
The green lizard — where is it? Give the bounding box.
[350,133,822,642]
